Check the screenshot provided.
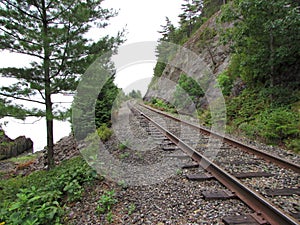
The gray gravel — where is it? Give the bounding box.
[63,102,299,224]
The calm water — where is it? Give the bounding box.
[0,91,73,152]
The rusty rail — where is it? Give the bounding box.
[131,104,299,225]
[140,103,300,174]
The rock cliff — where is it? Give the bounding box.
[0,127,33,160]
[145,11,231,110]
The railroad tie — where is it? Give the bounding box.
[222,213,268,225]
[264,187,300,197]
[202,190,236,200]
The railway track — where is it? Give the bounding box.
[128,102,300,225]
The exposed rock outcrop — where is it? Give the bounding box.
[0,128,33,160]
[145,11,231,110]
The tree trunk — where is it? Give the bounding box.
[45,88,54,169]
[269,31,275,102]
[42,0,55,169]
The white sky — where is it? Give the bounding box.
[0,0,183,150]
[93,0,183,93]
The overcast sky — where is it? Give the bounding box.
[100,0,183,93]
[0,0,183,93]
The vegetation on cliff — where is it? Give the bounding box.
[151,0,300,152]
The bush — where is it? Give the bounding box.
[286,139,300,153]
[217,71,234,96]
[258,108,299,144]
[174,74,204,109]
[97,124,113,141]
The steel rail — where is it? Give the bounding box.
[130,104,299,225]
[140,103,300,174]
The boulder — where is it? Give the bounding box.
[0,128,33,160]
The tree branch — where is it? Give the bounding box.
[8,49,44,60]
[0,27,41,47]
[0,92,45,104]
[3,0,42,21]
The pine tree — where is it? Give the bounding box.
[0,0,123,169]
[179,0,203,37]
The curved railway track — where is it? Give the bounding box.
[128,102,300,225]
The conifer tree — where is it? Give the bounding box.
[179,0,203,37]
[0,0,123,169]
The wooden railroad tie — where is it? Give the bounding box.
[202,190,236,200]
[223,213,269,225]
[186,171,274,181]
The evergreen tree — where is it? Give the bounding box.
[0,0,123,169]
[158,17,176,42]
[95,76,119,128]
[128,89,142,99]
[179,0,203,38]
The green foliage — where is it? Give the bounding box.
[203,0,225,18]
[95,77,120,129]
[97,189,117,223]
[197,109,212,127]
[119,152,130,159]
[257,108,299,144]
[286,139,300,153]
[9,154,39,164]
[179,0,203,38]
[148,98,176,113]
[0,157,98,224]
[119,140,129,150]
[174,74,204,109]
[127,203,136,215]
[226,87,300,150]
[97,124,113,142]
[216,70,233,96]
[3,186,62,225]
[128,90,142,99]
[220,0,300,87]
[153,62,167,77]
[0,0,124,168]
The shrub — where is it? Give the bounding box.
[97,124,113,141]
[286,139,300,153]
[174,74,204,109]
[217,71,234,96]
[258,108,299,144]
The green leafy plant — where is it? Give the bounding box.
[106,211,114,223]
[0,156,98,224]
[128,203,136,215]
[258,108,299,144]
[119,152,130,159]
[97,124,113,142]
[216,70,234,96]
[174,73,204,110]
[97,190,117,214]
[119,140,130,150]
[176,169,183,175]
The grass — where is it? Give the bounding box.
[8,153,40,164]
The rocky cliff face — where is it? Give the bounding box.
[145,11,231,110]
[0,128,33,160]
